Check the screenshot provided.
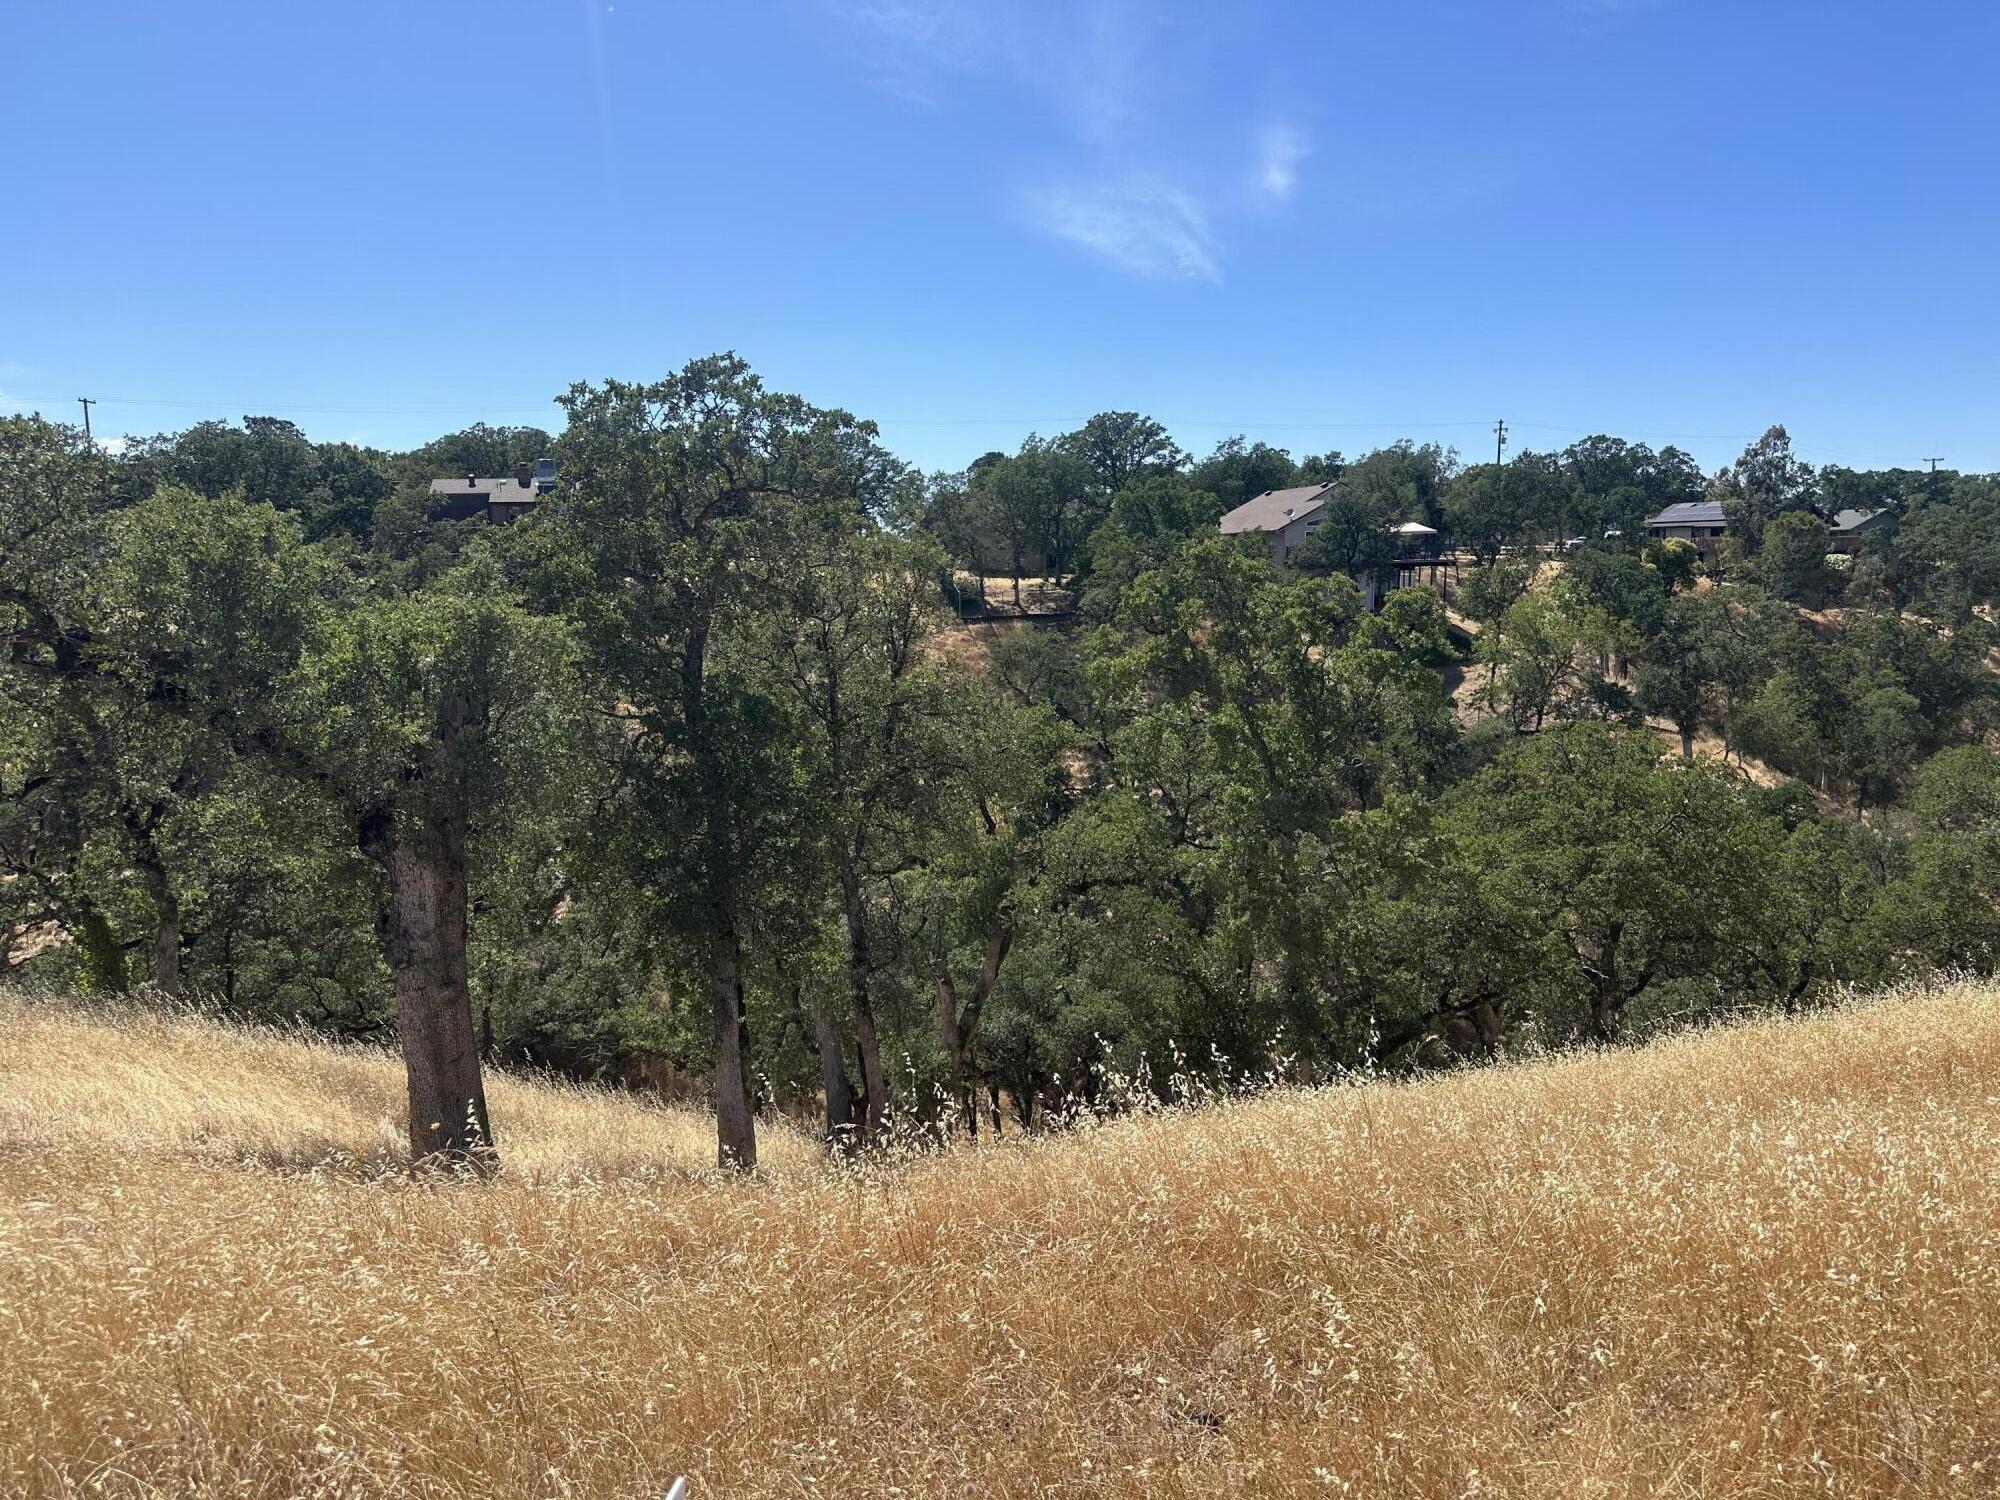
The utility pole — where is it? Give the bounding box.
[1924,456,1946,501]
[1494,418,1508,470]
[77,397,96,445]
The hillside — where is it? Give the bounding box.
[5,988,2000,1497]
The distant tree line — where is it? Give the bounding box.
[6,365,2000,1171]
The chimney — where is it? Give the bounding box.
[465,471,478,488]
[515,462,534,489]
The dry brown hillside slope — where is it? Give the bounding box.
[5,986,2000,1498]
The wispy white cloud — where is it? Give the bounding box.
[1253,123,1309,203]
[825,0,994,105]
[1047,3,1143,147]
[827,0,1142,140]
[830,0,989,63]
[824,1,1304,281]
[1027,179,1219,282]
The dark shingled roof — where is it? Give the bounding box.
[425,464,556,522]
[1645,500,1727,529]
[426,474,543,499]
[1219,483,1334,535]
[1830,507,1886,532]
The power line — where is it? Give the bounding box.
[3,390,1974,472]
[3,392,1508,430]
[10,394,564,418]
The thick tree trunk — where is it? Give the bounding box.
[76,906,128,994]
[135,856,181,995]
[814,997,857,1151]
[368,816,493,1171]
[125,815,184,996]
[853,999,888,1138]
[1679,723,1696,761]
[1579,922,1638,1048]
[1440,997,1505,1059]
[149,894,181,996]
[709,919,757,1171]
[936,976,975,1139]
[1589,993,1622,1045]
[1014,1076,1041,1131]
[936,924,1014,1138]
[841,873,890,1139]
[682,615,758,1172]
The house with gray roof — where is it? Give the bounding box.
[1219,483,1334,566]
[1828,507,1889,552]
[427,457,558,524]
[1644,500,1728,552]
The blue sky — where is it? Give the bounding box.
[7,1,1997,475]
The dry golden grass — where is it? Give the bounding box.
[0,995,823,1184]
[6,984,2000,1497]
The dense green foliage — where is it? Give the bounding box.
[7,377,2000,1162]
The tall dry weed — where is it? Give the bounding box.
[4,982,1999,1496]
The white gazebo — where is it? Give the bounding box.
[1372,520,1455,610]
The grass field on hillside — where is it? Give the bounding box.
[5,986,2000,1497]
